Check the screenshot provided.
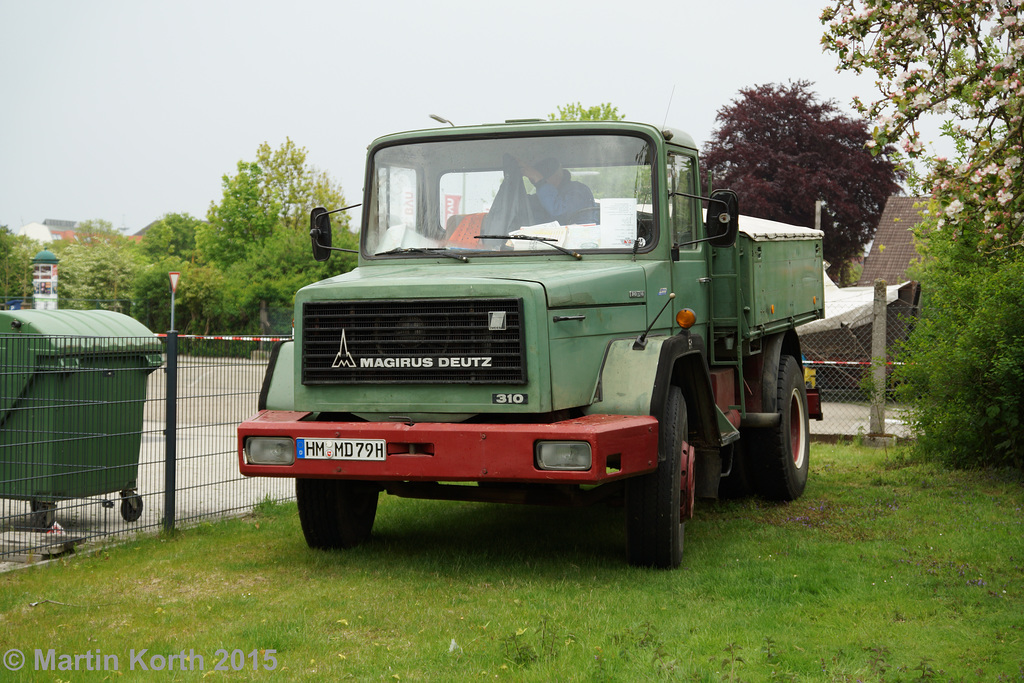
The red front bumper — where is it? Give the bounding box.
[238,411,659,485]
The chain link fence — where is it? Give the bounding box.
[799,281,921,440]
[0,333,292,566]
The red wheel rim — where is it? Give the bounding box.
[680,440,695,519]
[789,389,806,468]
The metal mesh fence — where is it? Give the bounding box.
[2,290,926,563]
[0,334,293,564]
[799,285,920,439]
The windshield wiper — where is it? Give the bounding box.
[474,235,582,260]
[376,247,469,262]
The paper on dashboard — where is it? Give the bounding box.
[598,198,638,248]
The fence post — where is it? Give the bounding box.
[164,330,177,532]
[868,279,891,442]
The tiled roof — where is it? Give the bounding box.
[856,196,929,286]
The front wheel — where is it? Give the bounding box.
[755,355,810,501]
[625,386,688,568]
[296,479,380,550]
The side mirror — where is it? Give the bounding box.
[310,207,332,262]
[706,189,739,248]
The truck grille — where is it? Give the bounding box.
[302,298,526,385]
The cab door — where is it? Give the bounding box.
[667,151,710,342]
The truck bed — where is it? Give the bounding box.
[710,214,825,341]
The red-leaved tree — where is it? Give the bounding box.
[701,81,903,282]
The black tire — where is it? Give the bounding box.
[296,478,380,550]
[119,491,144,523]
[755,356,810,501]
[625,386,686,568]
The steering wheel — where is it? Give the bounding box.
[561,204,600,225]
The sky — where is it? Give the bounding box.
[1,0,914,235]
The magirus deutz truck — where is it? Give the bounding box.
[238,119,825,568]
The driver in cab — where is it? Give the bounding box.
[519,157,597,224]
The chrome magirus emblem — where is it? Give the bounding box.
[331,329,356,368]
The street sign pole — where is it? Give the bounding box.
[165,271,181,533]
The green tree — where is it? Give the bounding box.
[199,138,351,269]
[199,161,282,267]
[225,222,358,334]
[132,258,180,331]
[74,218,127,245]
[1,226,38,300]
[253,138,347,232]
[548,102,624,121]
[59,229,141,313]
[139,212,201,262]
[178,263,232,335]
[194,139,356,332]
[133,258,244,334]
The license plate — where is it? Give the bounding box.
[296,438,386,461]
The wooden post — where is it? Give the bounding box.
[867,279,892,444]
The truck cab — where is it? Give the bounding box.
[238,120,824,568]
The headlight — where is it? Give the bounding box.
[245,437,295,465]
[535,441,592,471]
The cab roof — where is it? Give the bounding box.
[370,119,698,152]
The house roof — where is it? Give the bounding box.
[856,196,929,286]
[134,221,159,237]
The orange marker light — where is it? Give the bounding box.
[676,308,697,329]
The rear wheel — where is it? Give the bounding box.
[625,386,688,568]
[296,479,380,549]
[755,356,810,501]
[119,490,144,523]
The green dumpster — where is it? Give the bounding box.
[0,309,162,528]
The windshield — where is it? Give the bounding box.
[365,133,655,257]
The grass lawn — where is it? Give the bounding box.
[0,443,1021,681]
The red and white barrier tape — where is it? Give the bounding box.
[155,334,293,342]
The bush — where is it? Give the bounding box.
[897,258,1024,469]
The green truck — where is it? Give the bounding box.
[238,119,825,568]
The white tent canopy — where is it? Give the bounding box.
[799,268,908,335]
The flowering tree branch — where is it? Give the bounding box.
[822,0,1023,255]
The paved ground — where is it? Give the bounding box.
[813,401,913,439]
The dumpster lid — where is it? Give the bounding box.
[0,310,160,353]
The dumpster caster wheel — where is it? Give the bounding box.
[120,491,143,523]
[30,500,56,529]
